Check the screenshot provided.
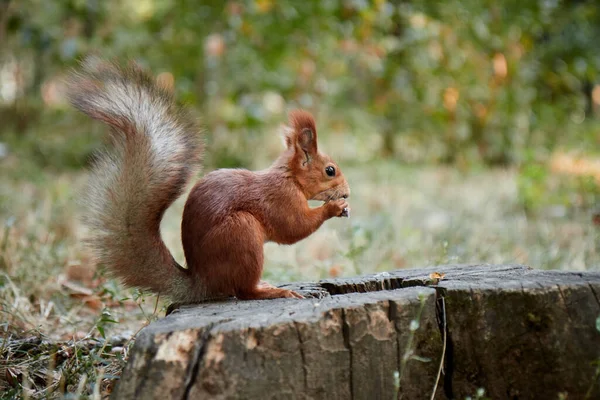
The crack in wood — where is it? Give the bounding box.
[293,321,308,391]
[320,277,405,295]
[435,288,454,400]
[387,299,402,400]
[341,308,354,400]
[556,284,574,324]
[588,283,600,308]
[182,324,214,400]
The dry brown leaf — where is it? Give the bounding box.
[81,295,103,311]
[429,272,446,280]
[65,262,96,286]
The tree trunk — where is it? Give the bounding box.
[113,264,600,400]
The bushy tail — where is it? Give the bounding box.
[66,58,203,300]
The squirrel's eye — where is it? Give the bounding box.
[325,166,336,177]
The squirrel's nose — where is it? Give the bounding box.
[342,194,349,199]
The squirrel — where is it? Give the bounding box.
[66,58,350,303]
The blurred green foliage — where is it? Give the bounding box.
[518,143,600,214]
[518,165,600,214]
[1,0,599,167]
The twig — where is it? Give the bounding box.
[122,320,149,354]
[153,294,160,316]
[121,294,161,356]
[396,294,428,399]
[93,367,104,400]
[430,296,446,400]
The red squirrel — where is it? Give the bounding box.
[66,58,350,303]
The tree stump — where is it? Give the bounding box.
[113,264,600,399]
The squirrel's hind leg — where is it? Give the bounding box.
[232,240,304,300]
[204,212,304,300]
[237,286,304,300]
[238,279,304,300]
[235,216,304,300]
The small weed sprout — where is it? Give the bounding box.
[95,308,118,339]
[395,292,430,399]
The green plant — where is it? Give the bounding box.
[517,158,600,214]
[395,292,431,398]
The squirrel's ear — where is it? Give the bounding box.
[288,109,318,158]
[297,127,316,155]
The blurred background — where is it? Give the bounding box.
[1,1,600,394]
[3,0,600,166]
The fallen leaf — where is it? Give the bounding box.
[81,295,103,311]
[65,262,96,286]
[429,272,446,280]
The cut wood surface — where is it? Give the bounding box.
[113,264,600,400]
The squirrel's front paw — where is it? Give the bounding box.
[326,199,350,218]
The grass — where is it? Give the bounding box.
[1,153,599,398]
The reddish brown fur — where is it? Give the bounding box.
[289,110,317,136]
[182,110,350,300]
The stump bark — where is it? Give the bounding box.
[113,264,600,399]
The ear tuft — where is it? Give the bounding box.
[288,109,318,157]
[289,109,317,134]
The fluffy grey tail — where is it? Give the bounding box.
[66,58,203,300]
